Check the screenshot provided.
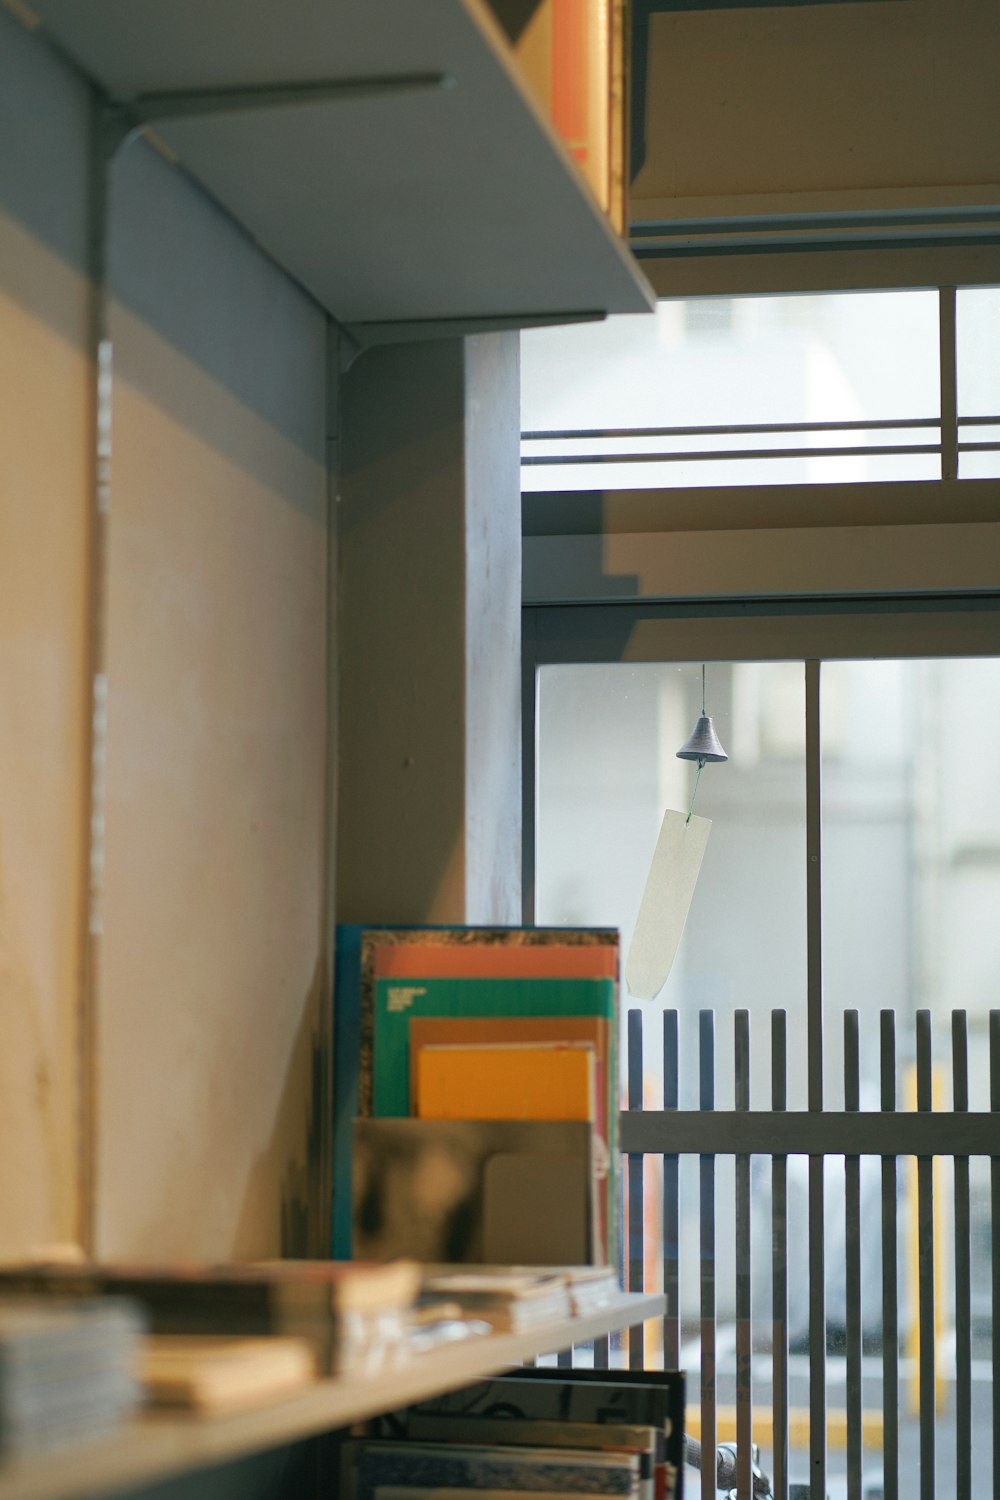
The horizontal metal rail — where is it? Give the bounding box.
[521,417,943,442]
[522,443,942,467]
[629,207,1000,238]
[619,1108,1000,1155]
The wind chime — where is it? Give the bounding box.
[676,663,728,820]
[625,664,728,1001]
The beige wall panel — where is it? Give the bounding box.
[524,521,1000,604]
[0,227,90,1261]
[0,14,91,1260]
[98,149,329,1261]
[636,0,1000,203]
[99,313,328,1260]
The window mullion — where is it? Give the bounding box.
[940,285,959,480]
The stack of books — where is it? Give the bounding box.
[342,1366,685,1500]
[417,1271,573,1335]
[139,1334,316,1412]
[336,926,620,1270]
[0,1297,143,1458]
[416,1266,621,1333]
[0,1258,421,1379]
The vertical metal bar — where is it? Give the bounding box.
[663,1011,680,1372]
[805,658,824,1114]
[735,1011,752,1500]
[772,1010,789,1500]
[805,658,826,1500]
[628,1008,645,1370]
[915,1010,936,1500]
[939,285,959,480]
[520,617,538,925]
[844,1011,863,1500]
[700,1010,717,1500]
[881,1010,899,1500]
[952,1011,971,1500]
[990,1011,1000,1500]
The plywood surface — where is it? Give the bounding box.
[0,1294,666,1500]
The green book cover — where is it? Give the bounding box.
[372,976,615,1118]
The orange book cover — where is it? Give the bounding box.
[373,940,618,980]
[415,1042,596,1123]
[408,1015,607,1128]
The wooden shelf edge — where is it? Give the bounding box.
[0,1293,667,1500]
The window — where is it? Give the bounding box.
[521,287,1000,493]
[525,599,1000,1500]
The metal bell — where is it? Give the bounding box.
[676,714,728,764]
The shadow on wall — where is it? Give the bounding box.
[0,5,327,492]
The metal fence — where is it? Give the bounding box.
[563,1004,999,1500]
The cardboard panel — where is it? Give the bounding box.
[636,0,1000,203]
[96,142,329,1260]
[0,11,92,1260]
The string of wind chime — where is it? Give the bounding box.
[625,665,728,1001]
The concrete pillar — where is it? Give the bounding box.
[337,333,521,925]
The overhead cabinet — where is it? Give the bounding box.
[29,0,653,333]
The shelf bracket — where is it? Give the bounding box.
[339,311,606,370]
[126,72,455,125]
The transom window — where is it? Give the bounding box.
[520,288,1000,491]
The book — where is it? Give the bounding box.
[390,1373,681,1500]
[374,942,619,982]
[140,1334,316,1411]
[409,1016,612,1263]
[0,1298,143,1458]
[353,1120,594,1267]
[373,1490,594,1500]
[399,1374,677,1438]
[418,1264,620,1316]
[492,0,627,231]
[342,1440,643,1500]
[332,926,619,1259]
[0,1260,420,1376]
[408,1017,610,1117]
[371,977,614,1120]
[415,1042,597,1123]
[417,1271,573,1332]
[400,1418,659,1500]
[504,1371,685,1500]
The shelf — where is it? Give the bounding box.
[0,1293,665,1500]
[27,0,654,334]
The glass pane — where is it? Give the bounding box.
[521,291,941,437]
[821,657,1000,1113]
[958,419,1000,479]
[959,450,1000,479]
[536,660,808,1109]
[956,286,1000,417]
[521,451,940,493]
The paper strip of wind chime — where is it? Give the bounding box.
[625,665,728,1001]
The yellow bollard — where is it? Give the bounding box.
[903,1062,948,1416]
